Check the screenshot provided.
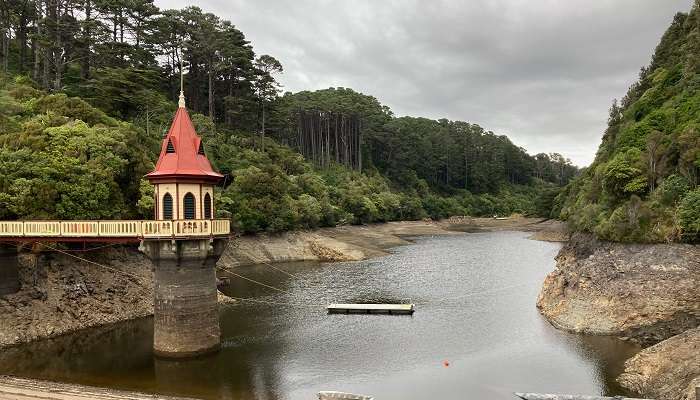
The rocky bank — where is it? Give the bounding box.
[0,246,236,349]
[0,247,153,349]
[618,326,700,400]
[537,232,699,400]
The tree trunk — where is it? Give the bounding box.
[226,74,233,126]
[146,104,150,137]
[0,8,9,75]
[326,113,329,166]
[208,65,214,120]
[2,30,8,74]
[41,1,49,88]
[32,35,39,81]
[261,102,266,152]
[49,0,62,91]
[464,134,469,190]
[18,7,28,73]
[80,0,91,79]
[119,10,124,44]
[42,38,49,88]
[334,113,339,163]
[358,119,362,172]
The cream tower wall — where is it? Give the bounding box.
[154,183,215,220]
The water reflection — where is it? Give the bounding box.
[0,232,640,400]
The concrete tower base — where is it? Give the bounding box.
[139,238,227,358]
[0,245,20,296]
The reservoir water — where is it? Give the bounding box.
[0,231,640,399]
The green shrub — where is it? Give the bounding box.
[602,149,647,198]
[678,189,700,242]
[655,174,690,205]
[294,194,322,229]
[31,94,116,126]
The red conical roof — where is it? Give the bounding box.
[146,105,223,183]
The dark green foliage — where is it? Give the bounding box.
[601,148,647,198]
[559,1,700,242]
[655,174,691,205]
[273,89,577,194]
[534,187,561,219]
[679,188,700,241]
[196,116,559,233]
[0,78,155,220]
[31,93,117,126]
[0,1,263,133]
[68,67,171,123]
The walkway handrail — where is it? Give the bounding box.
[0,219,230,239]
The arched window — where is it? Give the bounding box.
[183,193,196,220]
[162,193,173,220]
[204,193,212,219]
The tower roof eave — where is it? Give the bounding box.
[145,171,224,184]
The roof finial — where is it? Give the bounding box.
[178,49,186,109]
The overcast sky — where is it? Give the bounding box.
[157,0,693,166]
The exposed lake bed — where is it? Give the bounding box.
[0,230,644,400]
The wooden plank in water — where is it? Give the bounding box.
[327,303,415,315]
[319,391,374,400]
[0,375,200,400]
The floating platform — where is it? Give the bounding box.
[319,391,374,400]
[327,303,415,315]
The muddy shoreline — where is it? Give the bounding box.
[221,217,567,268]
[0,375,197,399]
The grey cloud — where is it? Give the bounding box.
[156,0,694,166]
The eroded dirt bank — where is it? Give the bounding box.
[537,232,699,400]
[0,247,153,349]
[221,220,457,267]
[0,247,234,350]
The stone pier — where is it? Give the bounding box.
[0,244,20,296]
[140,238,227,358]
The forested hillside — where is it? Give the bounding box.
[557,1,700,243]
[271,89,577,193]
[0,1,576,233]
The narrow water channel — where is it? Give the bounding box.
[0,231,640,400]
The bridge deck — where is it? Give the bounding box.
[0,219,230,242]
